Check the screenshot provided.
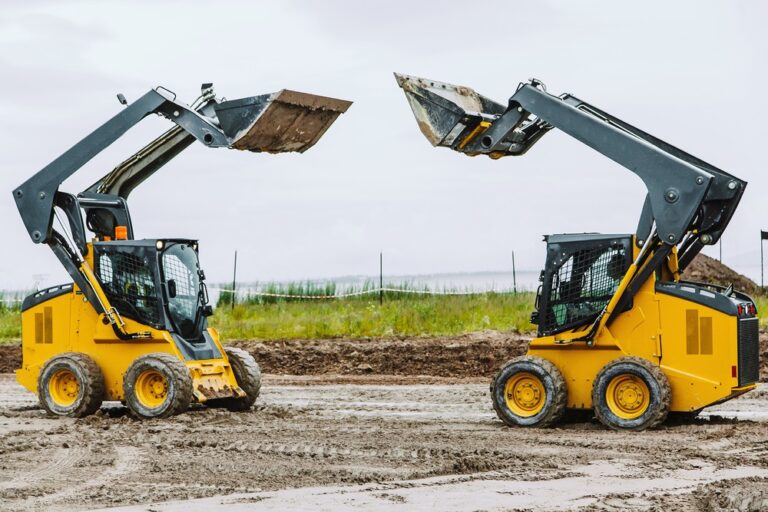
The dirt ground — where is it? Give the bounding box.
[1,372,767,511]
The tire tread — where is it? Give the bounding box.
[490,355,567,427]
[592,356,671,431]
[124,353,192,419]
[38,352,105,418]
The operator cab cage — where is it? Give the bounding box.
[13,83,351,337]
[532,234,632,337]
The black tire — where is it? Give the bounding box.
[123,353,192,419]
[38,352,104,418]
[217,347,261,412]
[592,356,671,431]
[490,356,567,427]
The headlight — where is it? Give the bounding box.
[155,240,164,250]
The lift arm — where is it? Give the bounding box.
[395,73,746,341]
[13,83,351,338]
[394,73,745,266]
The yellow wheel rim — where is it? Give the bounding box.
[134,370,169,409]
[606,374,650,420]
[48,369,80,407]
[504,372,546,417]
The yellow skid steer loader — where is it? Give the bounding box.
[14,84,351,419]
[395,73,758,431]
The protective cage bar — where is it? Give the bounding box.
[535,235,632,337]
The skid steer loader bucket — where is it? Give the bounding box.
[394,73,505,149]
[215,90,352,153]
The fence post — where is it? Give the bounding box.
[761,230,767,289]
[512,250,517,294]
[379,252,383,305]
[231,250,238,310]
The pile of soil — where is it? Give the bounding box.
[230,330,529,377]
[0,332,530,376]
[0,346,20,374]
[683,253,761,295]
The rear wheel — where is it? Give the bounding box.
[218,347,261,411]
[38,353,104,418]
[123,353,192,419]
[592,356,670,431]
[491,356,567,427]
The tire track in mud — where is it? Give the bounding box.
[0,447,85,490]
[20,446,142,509]
[1,378,768,511]
[93,459,768,512]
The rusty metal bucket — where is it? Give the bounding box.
[394,73,505,149]
[214,90,352,153]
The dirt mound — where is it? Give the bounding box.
[0,346,21,373]
[0,331,529,377]
[683,253,760,295]
[230,330,530,378]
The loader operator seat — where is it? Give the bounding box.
[606,252,625,281]
[86,208,117,240]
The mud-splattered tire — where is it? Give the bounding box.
[592,356,671,431]
[218,347,261,412]
[123,353,192,419]
[491,356,567,427]
[38,352,104,418]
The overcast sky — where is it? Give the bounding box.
[1,1,766,289]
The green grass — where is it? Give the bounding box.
[757,295,768,329]
[211,292,536,341]
[0,310,21,343]
[0,293,23,344]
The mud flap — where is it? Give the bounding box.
[215,90,352,153]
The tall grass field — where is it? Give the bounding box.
[214,282,536,340]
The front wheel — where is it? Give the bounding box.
[592,356,671,431]
[218,347,261,412]
[123,353,193,419]
[490,356,567,427]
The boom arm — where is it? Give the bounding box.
[394,73,745,266]
[13,83,351,338]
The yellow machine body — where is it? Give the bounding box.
[17,288,243,403]
[16,244,244,404]
[527,244,756,413]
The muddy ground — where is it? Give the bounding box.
[1,372,768,511]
